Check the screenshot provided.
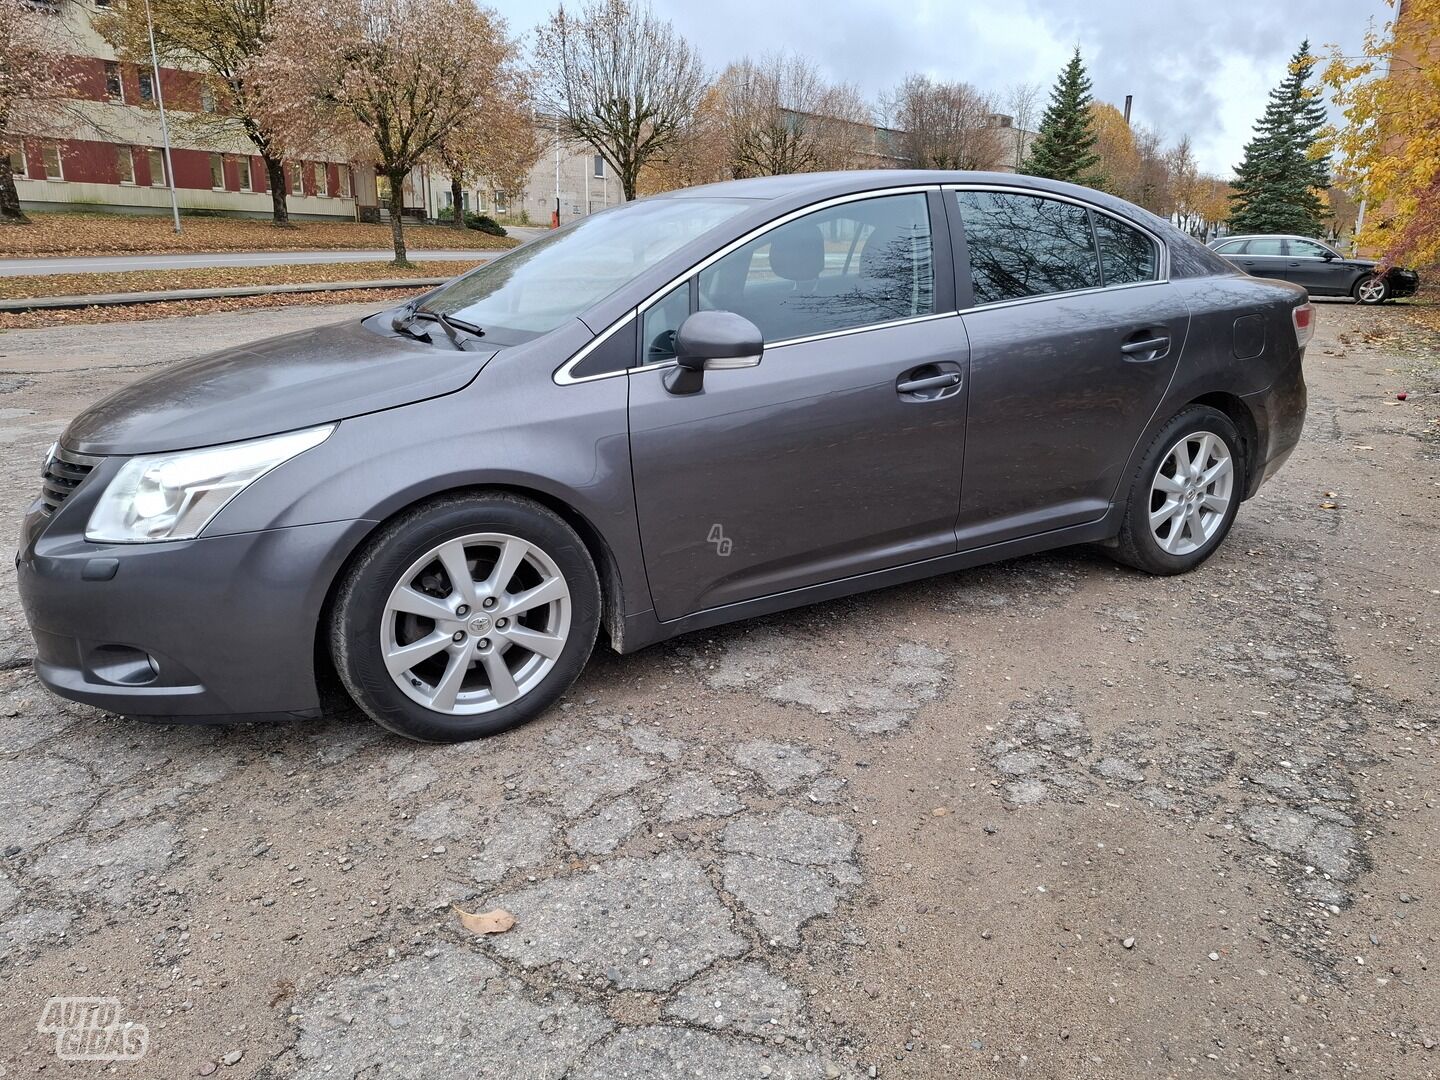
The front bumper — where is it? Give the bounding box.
[1386,268,1421,299]
[16,500,372,720]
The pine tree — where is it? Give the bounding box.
[1023,49,1102,185]
[1228,41,1331,236]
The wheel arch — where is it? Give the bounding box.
[310,483,630,705]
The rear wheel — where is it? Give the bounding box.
[330,493,599,742]
[1110,406,1243,575]
[1354,275,1388,305]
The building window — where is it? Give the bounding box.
[337,165,351,198]
[494,191,509,214]
[6,143,26,180]
[42,142,63,180]
[593,154,605,179]
[201,83,217,113]
[209,153,225,190]
[236,155,252,192]
[138,70,154,104]
[315,163,328,197]
[116,145,135,184]
[289,162,303,196]
[104,61,124,102]
[147,148,165,186]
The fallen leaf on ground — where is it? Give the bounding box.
[453,905,515,935]
[931,807,950,817]
[1352,445,1375,451]
[1319,501,1339,510]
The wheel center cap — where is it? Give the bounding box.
[468,615,491,634]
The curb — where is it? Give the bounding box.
[0,277,450,313]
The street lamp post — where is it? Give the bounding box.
[142,0,182,234]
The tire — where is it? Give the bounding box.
[1109,406,1245,576]
[1353,274,1388,305]
[329,493,600,742]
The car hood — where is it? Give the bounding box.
[63,315,498,456]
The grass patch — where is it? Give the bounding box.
[0,212,519,258]
[0,260,483,301]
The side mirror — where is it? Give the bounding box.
[666,310,764,395]
[1321,249,1337,261]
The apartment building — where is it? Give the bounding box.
[9,0,360,220]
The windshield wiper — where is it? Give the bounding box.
[392,306,484,349]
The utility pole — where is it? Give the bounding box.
[1123,95,1133,125]
[143,0,182,234]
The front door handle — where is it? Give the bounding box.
[897,371,962,394]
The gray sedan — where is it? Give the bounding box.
[18,171,1310,742]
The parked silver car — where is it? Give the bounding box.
[18,171,1311,742]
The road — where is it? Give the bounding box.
[0,299,1436,1079]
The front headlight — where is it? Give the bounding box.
[86,425,334,543]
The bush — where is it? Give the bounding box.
[435,206,507,237]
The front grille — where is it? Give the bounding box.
[39,446,100,516]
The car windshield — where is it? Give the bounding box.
[417,197,752,341]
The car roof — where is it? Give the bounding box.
[1216,234,1330,242]
[653,169,1129,209]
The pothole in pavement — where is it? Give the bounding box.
[282,719,864,1078]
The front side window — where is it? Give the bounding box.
[641,282,689,364]
[1214,239,1246,254]
[956,190,1100,305]
[697,192,934,343]
[1288,239,1332,259]
[1245,237,1285,256]
[116,145,134,184]
[1094,213,1157,286]
[421,196,749,341]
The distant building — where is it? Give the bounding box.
[7,0,365,220]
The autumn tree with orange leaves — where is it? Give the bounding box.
[255,0,524,264]
[1323,0,1440,266]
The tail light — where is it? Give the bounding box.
[1292,302,1315,348]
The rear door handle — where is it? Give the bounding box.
[1120,336,1170,360]
[897,372,962,394]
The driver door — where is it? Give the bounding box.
[627,190,969,622]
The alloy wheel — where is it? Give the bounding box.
[1357,278,1386,303]
[1148,431,1234,557]
[380,532,571,715]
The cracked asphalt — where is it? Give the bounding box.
[0,299,1436,1079]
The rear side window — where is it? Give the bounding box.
[1245,237,1285,256]
[955,191,1101,305]
[698,192,934,343]
[1094,214,1157,286]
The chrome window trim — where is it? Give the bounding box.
[554,185,939,385]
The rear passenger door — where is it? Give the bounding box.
[1231,237,1291,281]
[951,187,1190,547]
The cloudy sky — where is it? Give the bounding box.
[497,0,1393,177]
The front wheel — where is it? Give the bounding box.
[1354,275,1388,305]
[329,493,600,742]
[1110,406,1244,575]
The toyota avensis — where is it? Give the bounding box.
[18,172,1310,743]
